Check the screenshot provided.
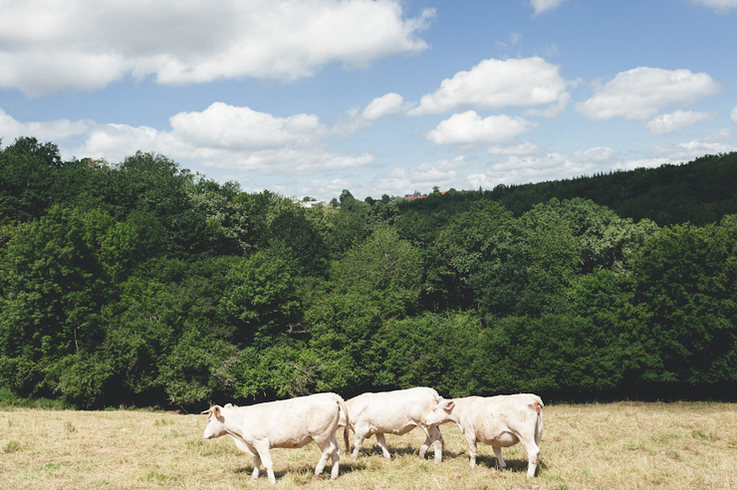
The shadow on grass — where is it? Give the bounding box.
[474,454,548,475]
[349,443,445,459]
[349,443,466,462]
[232,458,369,481]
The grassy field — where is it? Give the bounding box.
[1,401,736,489]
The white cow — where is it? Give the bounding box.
[202,393,348,484]
[424,394,543,477]
[341,387,444,463]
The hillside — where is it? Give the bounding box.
[397,152,737,227]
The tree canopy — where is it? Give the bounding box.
[2,136,737,408]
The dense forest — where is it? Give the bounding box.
[1,136,736,409]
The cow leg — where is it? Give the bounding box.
[375,433,392,459]
[464,433,478,468]
[251,453,262,480]
[329,432,340,480]
[428,425,443,464]
[418,425,443,463]
[519,438,540,477]
[313,433,340,480]
[492,446,506,471]
[351,429,367,460]
[253,442,276,484]
[418,427,431,459]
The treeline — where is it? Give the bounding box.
[1,137,736,409]
[398,152,737,226]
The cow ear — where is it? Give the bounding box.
[444,400,455,411]
[201,405,222,416]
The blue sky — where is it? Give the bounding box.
[2,0,736,201]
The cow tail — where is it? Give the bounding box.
[533,397,544,446]
[337,396,351,454]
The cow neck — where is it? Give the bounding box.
[222,407,248,441]
[446,401,464,433]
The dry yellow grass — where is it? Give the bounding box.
[1,401,736,489]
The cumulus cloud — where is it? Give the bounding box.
[170,103,327,151]
[646,110,716,135]
[69,102,374,174]
[360,93,410,121]
[0,0,434,96]
[407,57,569,116]
[531,0,567,15]
[0,109,90,142]
[732,106,737,124]
[576,67,722,121]
[426,111,538,146]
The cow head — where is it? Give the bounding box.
[424,398,455,426]
[202,405,225,439]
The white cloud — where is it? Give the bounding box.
[732,106,737,124]
[573,146,616,163]
[577,67,722,121]
[470,152,595,189]
[612,158,670,172]
[693,0,737,12]
[410,161,459,186]
[646,110,716,135]
[650,132,737,161]
[74,123,185,163]
[307,178,355,198]
[361,93,409,121]
[0,0,434,96]
[407,57,569,116]
[488,141,542,156]
[170,103,327,151]
[531,0,566,15]
[0,109,90,142]
[700,127,734,143]
[426,111,538,146]
[67,102,374,174]
[377,156,469,196]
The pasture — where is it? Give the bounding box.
[1,401,735,489]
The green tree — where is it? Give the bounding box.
[323,209,368,259]
[372,312,481,396]
[433,199,515,313]
[232,341,324,400]
[258,197,328,277]
[218,246,302,349]
[158,322,237,406]
[554,198,659,274]
[438,199,579,318]
[0,206,110,399]
[512,200,580,316]
[330,227,422,318]
[629,223,737,384]
[0,137,63,224]
[188,179,252,256]
[466,314,630,396]
[304,288,383,392]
